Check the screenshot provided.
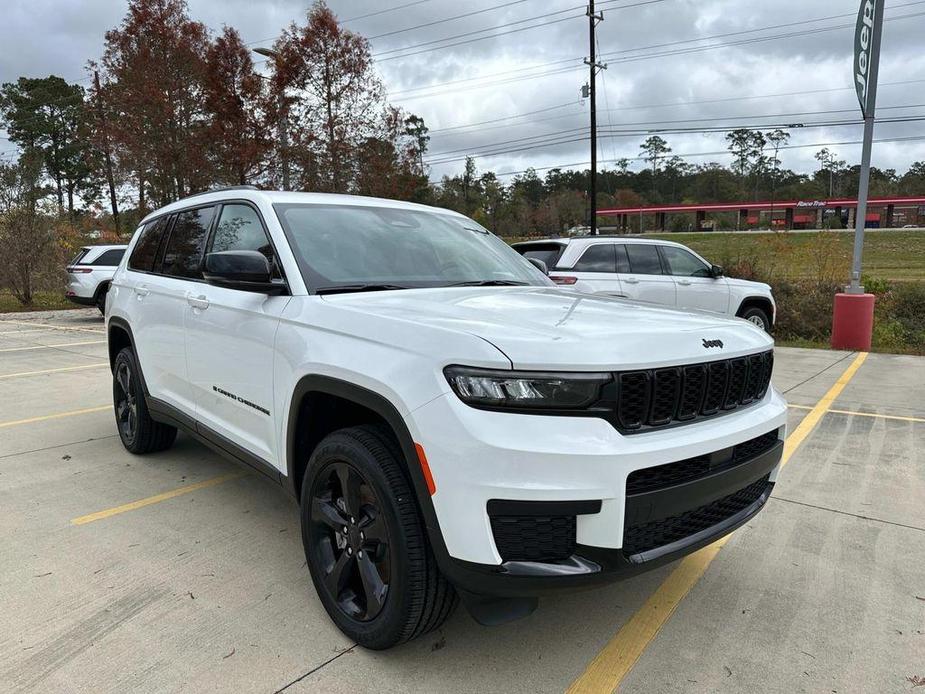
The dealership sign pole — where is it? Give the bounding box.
[849,0,884,292]
[831,0,883,350]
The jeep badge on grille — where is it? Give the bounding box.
[702,339,724,349]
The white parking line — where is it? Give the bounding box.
[0,340,107,353]
[0,320,104,334]
[0,363,108,380]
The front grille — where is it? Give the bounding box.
[626,429,780,495]
[490,515,576,562]
[623,475,771,556]
[615,351,773,433]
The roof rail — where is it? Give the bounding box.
[181,185,261,201]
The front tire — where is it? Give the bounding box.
[301,425,456,650]
[741,306,771,332]
[113,347,177,454]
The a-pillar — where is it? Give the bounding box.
[784,207,794,230]
[885,204,895,228]
[695,210,706,231]
[657,212,667,231]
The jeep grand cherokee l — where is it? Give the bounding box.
[106,187,787,649]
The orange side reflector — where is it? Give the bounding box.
[414,443,436,496]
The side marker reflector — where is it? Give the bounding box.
[414,443,436,496]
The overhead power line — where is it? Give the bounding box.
[389,3,925,101]
[426,103,925,158]
[424,113,925,165]
[373,0,673,61]
[436,134,925,178]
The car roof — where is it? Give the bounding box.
[139,189,470,225]
[514,236,687,249]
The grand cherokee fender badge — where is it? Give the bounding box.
[213,385,270,415]
[702,338,724,349]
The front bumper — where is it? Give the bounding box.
[408,387,787,596]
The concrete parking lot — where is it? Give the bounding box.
[0,309,922,693]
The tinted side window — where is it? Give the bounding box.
[660,246,711,277]
[626,244,663,275]
[161,206,215,279]
[128,219,166,272]
[92,249,126,266]
[573,244,616,273]
[211,205,273,258]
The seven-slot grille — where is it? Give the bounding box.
[615,351,773,433]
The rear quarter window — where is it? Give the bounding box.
[91,249,126,266]
[128,219,167,272]
[514,244,565,268]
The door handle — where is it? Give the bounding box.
[134,285,149,297]
[624,277,639,284]
[187,294,210,310]
[677,280,692,286]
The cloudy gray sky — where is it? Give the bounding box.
[3,0,925,185]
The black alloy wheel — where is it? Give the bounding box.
[112,347,177,454]
[300,425,456,649]
[114,360,138,443]
[308,461,391,622]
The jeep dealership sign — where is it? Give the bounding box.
[855,0,881,117]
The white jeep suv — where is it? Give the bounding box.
[513,237,776,331]
[66,244,128,314]
[106,187,787,649]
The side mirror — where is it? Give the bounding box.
[203,250,286,294]
[711,264,725,278]
[527,257,549,275]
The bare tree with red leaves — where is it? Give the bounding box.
[98,0,212,207]
[273,1,385,193]
[204,27,273,186]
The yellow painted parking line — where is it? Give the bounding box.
[0,339,107,353]
[566,351,869,694]
[0,405,111,429]
[788,402,925,424]
[0,320,104,334]
[71,472,248,526]
[0,363,108,380]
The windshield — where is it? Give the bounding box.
[274,203,550,292]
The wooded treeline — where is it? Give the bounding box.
[1,0,924,304]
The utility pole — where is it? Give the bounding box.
[584,0,606,235]
[93,70,120,231]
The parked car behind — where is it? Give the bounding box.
[513,237,776,331]
[65,244,127,314]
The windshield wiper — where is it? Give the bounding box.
[445,280,530,287]
[315,283,411,295]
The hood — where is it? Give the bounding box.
[726,277,772,293]
[323,287,772,371]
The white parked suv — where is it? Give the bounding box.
[106,187,787,649]
[66,244,128,314]
[513,237,776,331]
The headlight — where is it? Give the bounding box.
[444,366,611,410]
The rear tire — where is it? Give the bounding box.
[95,283,110,315]
[113,347,177,454]
[301,425,456,650]
[741,306,771,332]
